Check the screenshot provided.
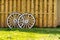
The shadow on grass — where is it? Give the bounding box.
[0,27,60,34]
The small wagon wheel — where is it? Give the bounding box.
[18,13,35,29]
[7,12,24,28]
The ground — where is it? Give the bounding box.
[0,28,60,40]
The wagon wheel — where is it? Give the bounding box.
[7,12,24,29]
[18,13,35,29]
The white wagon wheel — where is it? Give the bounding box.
[18,13,35,29]
[7,12,24,29]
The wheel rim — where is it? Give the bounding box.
[18,13,35,29]
[7,12,23,28]
[18,15,24,28]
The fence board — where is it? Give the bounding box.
[0,14,1,27]
[17,0,20,12]
[22,0,26,13]
[54,0,57,27]
[13,0,16,12]
[9,0,13,13]
[40,0,43,27]
[31,0,34,15]
[5,0,9,27]
[44,0,47,27]
[38,0,40,27]
[27,0,30,13]
[0,0,1,27]
[20,0,22,13]
[48,0,52,27]
[1,0,4,27]
[35,0,39,26]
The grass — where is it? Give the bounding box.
[0,28,60,40]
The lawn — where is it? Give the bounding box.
[0,28,60,40]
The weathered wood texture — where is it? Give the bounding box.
[0,0,57,27]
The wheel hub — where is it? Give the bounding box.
[24,20,29,24]
[13,18,18,24]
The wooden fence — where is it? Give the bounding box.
[0,0,57,27]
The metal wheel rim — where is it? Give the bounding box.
[18,14,24,28]
[7,12,23,28]
[18,13,35,29]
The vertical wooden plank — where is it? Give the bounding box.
[42,0,44,27]
[48,0,52,27]
[31,0,34,15]
[30,0,31,13]
[25,0,27,12]
[22,0,26,13]
[4,0,5,27]
[17,0,20,12]
[1,0,4,27]
[4,0,6,27]
[35,0,38,26]
[44,0,47,27]
[46,0,49,27]
[13,0,16,12]
[0,0,1,27]
[0,14,1,27]
[46,14,48,27]
[5,0,8,27]
[20,0,22,13]
[31,0,37,27]
[4,14,5,27]
[38,0,40,27]
[24,0,26,13]
[9,0,13,13]
[52,0,54,27]
[54,0,57,27]
[40,0,43,27]
[27,0,30,13]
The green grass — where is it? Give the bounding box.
[0,28,60,40]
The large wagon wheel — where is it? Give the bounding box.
[7,12,24,28]
[18,13,35,29]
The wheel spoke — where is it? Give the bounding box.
[18,14,24,28]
